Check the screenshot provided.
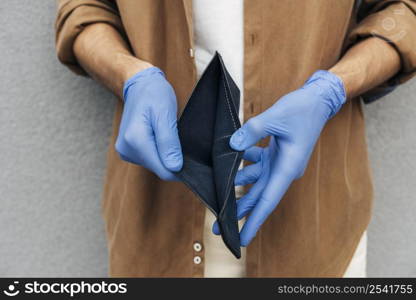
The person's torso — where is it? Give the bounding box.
[105,0,373,277]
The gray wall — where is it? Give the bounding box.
[0,1,415,277]
[0,1,112,276]
[365,81,416,277]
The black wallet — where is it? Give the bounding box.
[176,52,243,258]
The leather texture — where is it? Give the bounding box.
[176,52,242,258]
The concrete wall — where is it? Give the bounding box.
[0,0,415,277]
[365,81,416,277]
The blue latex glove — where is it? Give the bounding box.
[213,70,346,246]
[115,67,182,181]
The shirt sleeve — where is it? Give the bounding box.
[55,0,126,76]
[347,0,416,103]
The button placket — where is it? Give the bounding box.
[191,200,205,277]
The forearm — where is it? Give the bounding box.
[329,37,401,99]
[73,23,152,98]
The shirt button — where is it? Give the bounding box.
[193,256,202,265]
[189,48,194,58]
[193,242,202,252]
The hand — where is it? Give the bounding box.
[213,70,346,246]
[115,67,182,181]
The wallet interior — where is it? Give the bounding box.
[176,52,243,258]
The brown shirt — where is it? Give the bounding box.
[55,0,416,277]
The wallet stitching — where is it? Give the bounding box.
[219,152,240,217]
[218,58,241,240]
[222,78,237,130]
[214,152,235,159]
[214,134,232,142]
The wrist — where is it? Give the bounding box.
[328,65,357,100]
[328,37,401,99]
[122,66,165,102]
[305,70,347,118]
[116,53,154,84]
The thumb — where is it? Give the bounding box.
[212,220,221,235]
[154,112,183,172]
[230,118,267,151]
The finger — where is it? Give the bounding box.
[214,173,266,235]
[240,145,295,246]
[235,163,262,186]
[213,170,264,235]
[236,146,271,219]
[153,107,183,172]
[141,135,178,181]
[215,156,266,235]
[230,117,268,151]
[126,122,177,181]
[242,146,263,163]
[214,145,268,236]
[236,170,269,220]
[239,174,292,247]
[212,221,220,235]
[213,147,264,235]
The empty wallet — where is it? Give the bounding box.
[175,52,243,258]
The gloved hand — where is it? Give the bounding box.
[213,70,346,246]
[115,67,182,181]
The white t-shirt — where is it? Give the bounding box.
[193,0,244,122]
[192,0,246,278]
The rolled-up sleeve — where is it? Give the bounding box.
[348,0,416,102]
[55,0,126,75]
